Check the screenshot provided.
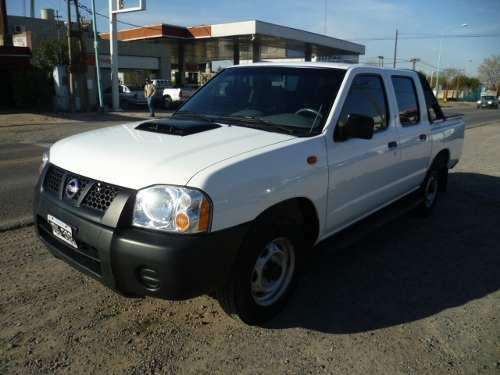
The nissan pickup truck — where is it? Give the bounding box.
[34,63,464,325]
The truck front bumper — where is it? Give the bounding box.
[34,182,249,300]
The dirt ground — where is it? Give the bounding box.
[1,124,499,374]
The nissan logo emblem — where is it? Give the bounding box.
[65,178,80,199]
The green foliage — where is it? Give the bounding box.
[478,55,500,90]
[449,75,481,91]
[31,38,69,72]
[9,68,54,110]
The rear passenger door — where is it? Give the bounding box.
[390,75,432,191]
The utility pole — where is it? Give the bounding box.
[0,0,10,46]
[392,29,398,68]
[91,0,103,110]
[409,57,420,70]
[66,0,75,112]
[30,0,35,18]
[74,0,89,111]
[378,55,384,68]
[109,0,119,111]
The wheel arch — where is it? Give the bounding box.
[252,197,320,247]
[431,148,450,192]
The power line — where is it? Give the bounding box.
[352,32,500,41]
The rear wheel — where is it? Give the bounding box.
[163,95,173,109]
[417,158,447,216]
[216,216,304,325]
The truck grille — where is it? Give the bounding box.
[43,165,65,194]
[82,183,120,211]
[43,165,129,214]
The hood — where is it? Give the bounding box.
[49,119,294,189]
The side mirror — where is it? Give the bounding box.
[335,113,375,141]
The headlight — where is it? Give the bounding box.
[488,101,493,104]
[133,185,212,233]
[477,100,481,104]
[40,150,49,174]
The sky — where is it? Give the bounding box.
[7,0,500,75]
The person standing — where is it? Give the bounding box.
[144,79,157,117]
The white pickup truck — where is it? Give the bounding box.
[161,85,196,109]
[34,63,464,325]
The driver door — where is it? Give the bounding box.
[325,73,403,233]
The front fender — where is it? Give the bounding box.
[188,136,328,235]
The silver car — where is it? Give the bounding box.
[104,85,147,109]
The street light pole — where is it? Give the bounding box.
[434,23,468,99]
[109,0,119,111]
[392,29,398,68]
[109,0,146,111]
[434,37,444,98]
[91,0,103,111]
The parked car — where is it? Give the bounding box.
[476,95,499,109]
[151,79,172,90]
[162,84,197,109]
[103,84,147,109]
[35,63,464,325]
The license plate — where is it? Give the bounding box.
[47,214,78,249]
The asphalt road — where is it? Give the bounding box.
[0,106,499,229]
[443,105,500,128]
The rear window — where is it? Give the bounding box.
[417,73,445,122]
[392,76,420,126]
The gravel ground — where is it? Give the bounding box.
[1,125,499,374]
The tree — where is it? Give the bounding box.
[478,55,500,90]
[31,38,69,73]
[449,74,480,91]
[440,68,461,90]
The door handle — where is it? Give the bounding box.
[388,141,398,149]
[419,134,427,141]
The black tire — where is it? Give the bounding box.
[416,158,447,216]
[216,214,305,325]
[120,100,130,110]
[163,95,173,109]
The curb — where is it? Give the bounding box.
[0,216,34,233]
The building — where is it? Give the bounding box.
[6,12,365,109]
[101,20,365,86]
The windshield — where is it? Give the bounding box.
[482,96,496,101]
[175,67,346,136]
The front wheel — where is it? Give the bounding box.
[216,218,304,325]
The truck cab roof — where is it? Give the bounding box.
[226,62,418,75]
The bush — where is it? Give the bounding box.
[9,67,54,110]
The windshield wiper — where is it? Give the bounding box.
[173,111,216,122]
[215,116,300,136]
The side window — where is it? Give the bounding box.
[336,74,389,141]
[392,76,420,126]
[417,73,445,122]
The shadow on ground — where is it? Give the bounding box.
[269,172,500,333]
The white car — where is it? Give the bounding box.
[35,63,464,324]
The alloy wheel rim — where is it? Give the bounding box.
[250,237,295,307]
